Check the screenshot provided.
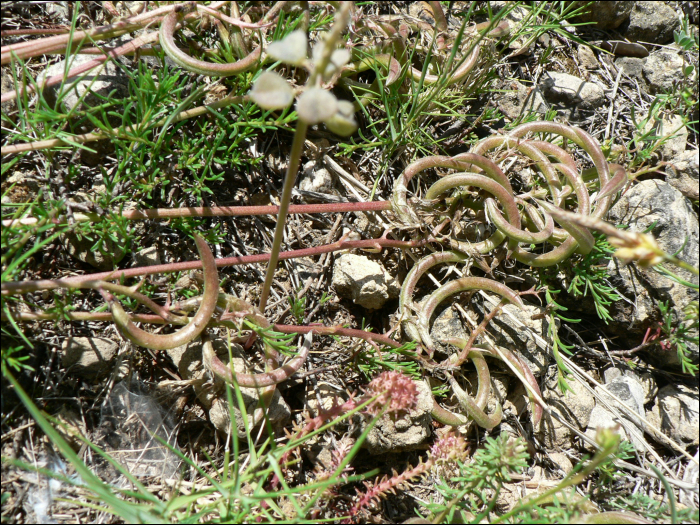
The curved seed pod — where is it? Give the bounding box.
[472,136,564,205]
[431,399,468,426]
[407,39,480,86]
[528,140,578,174]
[447,373,502,430]
[449,230,507,256]
[81,280,188,324]
[425,171,521,254]
[342,54,402,86]
[551,162,591,216]
[160,11,261,76]
[204,331,312,388]
[451,152,514,194]
[535,198,595,255]
[399,251,469,342]
[485,198,554,244]
[520,199,568,245]
[596,163,627,202]
[508,122,612,217]
[510,236,580,267]
[424,172,520,222]
[417,277,524,350]
[474,343,543,428]
[441,340,491,410]
[108,235,219,350]
[391,155,475,225]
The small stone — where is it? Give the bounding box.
[306,383,347,418]
[666,149,699,201]
[1,70,17,115]
[540,72,605,110]
[585,375,646,451]
[614,57,645,85]
[680,450,699,508]
[577,45,599,70]
[571,1,633,30]
[549,451,574,476]
[605,180,699,369]
[61,337,118,377]
[62,231,126,270]
[624,1,680,45]
[132,246,161,267]
[479,303,551,378]
[176,338,291,437]
[300,161,333,193]
[541,377,596,448]
[363,379,433,454]
[496,80,548,120]
[643,50,688,95]
[3,171,40,204]
[332,254,398,310]
[658,384,699,446]
[642,114,688,160]
[37,54,130,123]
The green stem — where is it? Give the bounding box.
[258,120,308,312]
[491,438,619,524]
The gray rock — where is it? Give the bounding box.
[571,1,633,30]
[682,1,699,24]
[1,70,17,116]
[605,368,657,403]
[643,50,687,95]
[539,71,605,110]
[549,451,574,475]
[586,375,646,451]
[430,301,550,377]
[61,337,118,377]
[482,303,551,378]
[615,57,645,85]
[45,1,71,19]
[680,449,699,509]
[624,1,680,44]
[3,170,41,204]
[605,180,699,369]
[430,305,469,353]
[300,161,333,193]
[541,377,596,448]
[658,384,699,446]
[363,379,433,454]
[667,149,699,201]
[37,54,130,120]
[643,113,688,160]
[305,383,347,418]
[577,45,599,70]
[496,80,548,120]
[132,246,161,267]
[332,254,398,310]
[176,338,291,437]
[62,230,126,271]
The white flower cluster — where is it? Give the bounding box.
[249,30,357,136]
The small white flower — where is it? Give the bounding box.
[267,30,308,66]
[249,72,294,110]
[296,88,338,124]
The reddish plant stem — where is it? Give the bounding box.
[448,299,506,367]
[1,309,404,353]
[3,201,392,228]
[273,324,401,349]
[120,200,392,220]
[1,236,427,295]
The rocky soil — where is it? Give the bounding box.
[1,1,698,523]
